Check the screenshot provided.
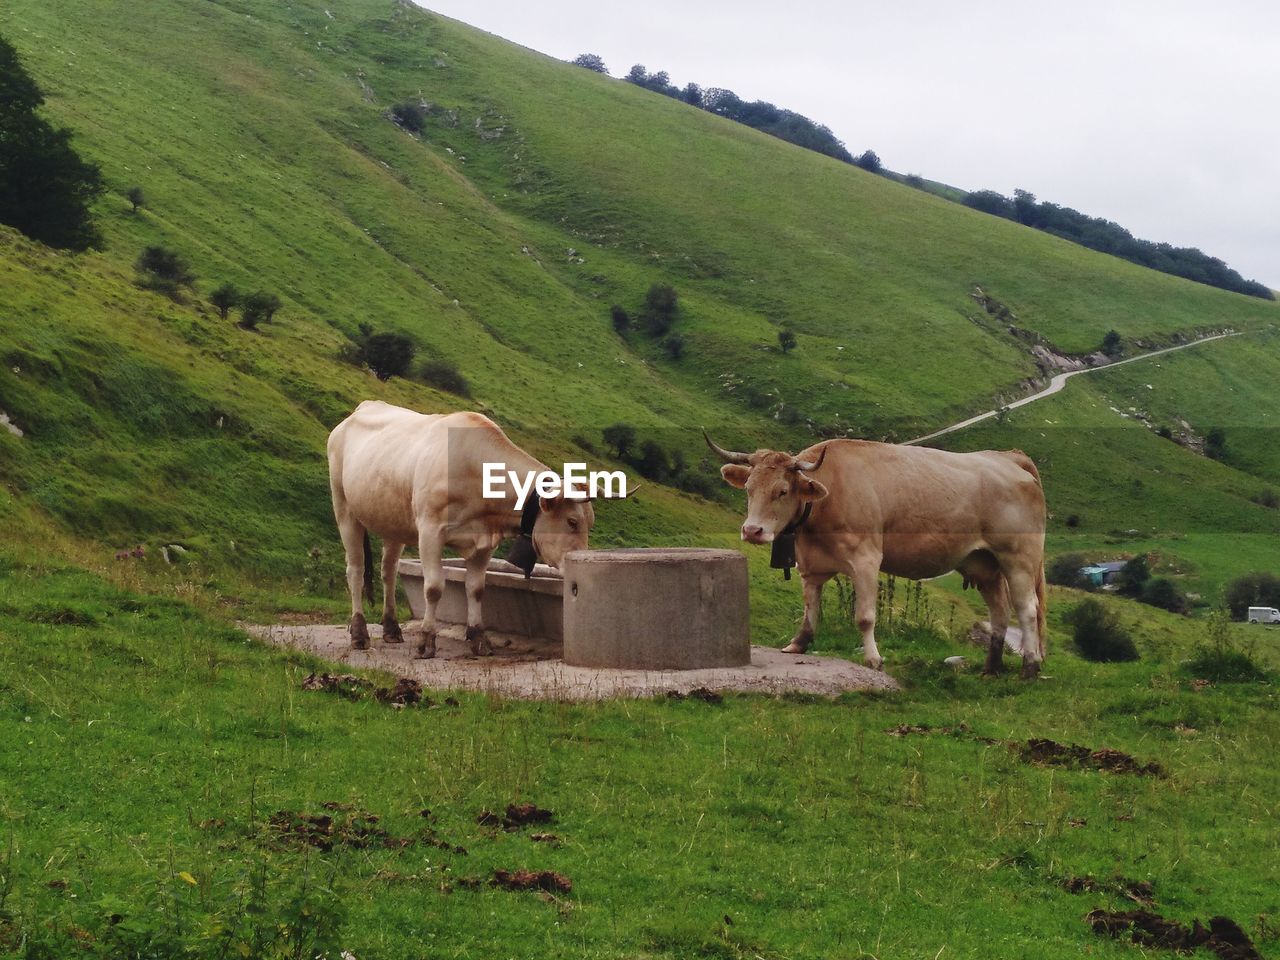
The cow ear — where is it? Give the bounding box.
[797,476,828,502]
[538,495,559,513]
[720,464,751,489]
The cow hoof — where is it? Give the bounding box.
[1020,660,1042,680]
[866,656,884,671]
[466,626,493,657]
[381,617,404,644]
[350,613,370,650]
[414,644,436,660]
[781,641,808,655]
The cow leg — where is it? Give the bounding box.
[976,575,1011,676]
[337,515,370,650]
[464,548,494,657]
[782,572,832,653]
[380,540,404,644]
[850,558,884,671]
[414,533,444,660]
[1005,564,1043,679]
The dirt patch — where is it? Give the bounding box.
[267,807,404,851]
[1087,910,1261,960]
[885,722,972,737]
[1063,876,1155,905]
[1019,739,1164,776]
[885,727,1164,777]
[489,869,572,894]
[529,832,562,846]
[265,803,465,854]
[301,672,452,709]
[478,803,555,831]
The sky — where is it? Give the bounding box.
[415,0,1278,289]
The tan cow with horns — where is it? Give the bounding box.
[328,402,595,658]
[705,432,1048,678]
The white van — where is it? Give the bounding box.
[1247,606,1280,624]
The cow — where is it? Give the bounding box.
[705,433,1048,678]
[328,401,595,659]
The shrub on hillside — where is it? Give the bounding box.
[389,101,429,133]
[1224,571,1280,620]
[1101,330,1122,357]
[1252,489,1278,509]
[1205,427,1227,461]
[0,36,103,250]
[1047,552,1093,590]
[355,331,415,381]
[610,304,630,333]
[1186,607,1269,682]
[1065,599,1139,663]
[135,246,195,299]
[126,185,145,213]
[663,334,685,360]
[419,358,470,397]
[1141,577,1187,614]
[641,283,678,335]
[239,291,282,330]
[209,283,241,320]
[778,329,797,353]
[1115,556,1150,597]
[602,424,636,460]
[854,150,882,173]
[571,53,608,74]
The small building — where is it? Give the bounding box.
[1079,560,1127,588]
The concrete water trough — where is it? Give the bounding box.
[563,548,749,670]
[396,547,749,669]
[398,556,564,640]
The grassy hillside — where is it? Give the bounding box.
[1,0,1276,602]
[4,3,1280,957]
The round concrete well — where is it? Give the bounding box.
[562,548,750,670]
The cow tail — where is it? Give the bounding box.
[362,531,375,603]
[1036,558,1048,658]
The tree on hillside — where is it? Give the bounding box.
[682,83,704,107]
[1205,427,1227,461]
[209,283,241,320]
[126,186,145,213]
[571,53,608,74]
[854,150,881,173]
[1224,571,1280,620]
[625,64,649,85]
[135,246,195,299]
[1115,556,1150,597]
[778,329,797,353]
[0,35,103,250]
[610,304,630,334]
[1141,577,1187,614]
[239,291,282,330]
[354,330,415,380]
[663,333,685,360]
[1101,329,1122,357]
[602,423,637,460]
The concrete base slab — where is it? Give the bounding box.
[245,621,897,701]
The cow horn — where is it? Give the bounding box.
[702,429,750,464]
[794,445,827,472]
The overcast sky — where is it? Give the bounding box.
[417,1,1278,289]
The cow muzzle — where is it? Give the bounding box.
[741,523,772,545]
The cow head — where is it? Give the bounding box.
[531,496,595,568]
[705,432,828,544]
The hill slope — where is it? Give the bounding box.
[0,0,1275,599]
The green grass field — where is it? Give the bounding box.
[3,1,1280,956]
